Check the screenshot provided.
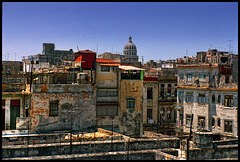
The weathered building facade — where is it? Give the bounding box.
[175,63,238,137]
[95,58,120,129]
[30,83,96,132]
[118,65,145,137]
[142,76,177,135]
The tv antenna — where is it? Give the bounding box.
[228,40,233,53]
[77,46,79,51]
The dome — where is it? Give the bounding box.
[123,36,137,56]
[124,36,137,50]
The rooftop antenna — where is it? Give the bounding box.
[96,44,98,54]
[228,40,233,53]
[77,46,79,51]
[186,50,188,57]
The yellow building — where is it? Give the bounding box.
[118,65,145,137]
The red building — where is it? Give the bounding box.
[73,50,96,70]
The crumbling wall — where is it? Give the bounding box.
[119,80,143,137]
[31,84,96,132]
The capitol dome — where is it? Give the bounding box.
[123,36,137,56]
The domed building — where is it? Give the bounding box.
[123,36,139,63]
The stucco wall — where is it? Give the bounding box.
[30,84,96,132]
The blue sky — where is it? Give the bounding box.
[2,2,238,62]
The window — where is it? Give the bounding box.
[212,117,215,127]
[187,74,192,81]
[178,91,184,103]
[218,95,221,104]
[174,84,177,97]
[224,95,233,107]
[186,93,193,103]
[167,84,171,97]
[198,116,205,129]
[224,120,233,133]
[198,94,206,105]
[126,98,135,109]
[186,114,192,126]
[225,75,230,83]
[160,84,164,99]
[179,74,184,81]
[49,101,58,116]
[147,87,153,99]
[198,73,205,81]
[217,118,221,127]
[147,109,153,123]
[101,66,110,72]
[97,91,118,97]
[212,94,215,103]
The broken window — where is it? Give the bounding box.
[198,94,206,105]
[224,120,233,133]
[224,95,233,107]
[186,93,193,103]
[147,87,153,99]
[101,66,110,72]
[49,101,58,116]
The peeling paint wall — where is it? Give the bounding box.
[119,80,143,137]
[176,65,238,137]
[30,84,96,132]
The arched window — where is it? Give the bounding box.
[212,94,215,103]
[217,118,221,127]
[212,117,215,127]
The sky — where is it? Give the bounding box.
[2,2,238,62]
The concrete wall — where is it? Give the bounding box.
[30,84,96,132]
[2,137,180,158]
